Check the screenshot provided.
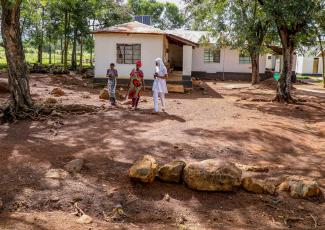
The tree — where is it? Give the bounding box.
[1,0,32,118]
[186,0,268,85]
[258,0,321,102]
[160,2,185,30]
[313,2,325,88]
[128,0,185,29]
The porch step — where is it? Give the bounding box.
[167,84,184,93]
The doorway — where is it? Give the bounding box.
[313,58,319,74]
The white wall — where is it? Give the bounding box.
[295,55,323,75]
[192,47,267,74]
[183,45,193,76]
[94,33,164,79]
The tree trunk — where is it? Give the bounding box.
[79,36,83,72]
[250,52,260,85]
[71,28,77,70]
[275,29,295,102]
[317,34,325,88]
[63,10,70,71]
[49,36,52,65]
[60,37,63,64]
[1,0,32,112]
[37,6,45,64]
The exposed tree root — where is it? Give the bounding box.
[1,102,100,124]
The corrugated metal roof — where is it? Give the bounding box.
[167,29,218,44]
[92,21,203,46]
[92,21,165,35]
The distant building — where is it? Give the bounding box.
[91,21,269,89]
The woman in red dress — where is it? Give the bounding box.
[126,60,145,109]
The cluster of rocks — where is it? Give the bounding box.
[129,155,322,199]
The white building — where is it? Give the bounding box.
[92,21,268,89]
[295,49,323,76]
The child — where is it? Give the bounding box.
[106,63,118,106]
[126,60,144,110]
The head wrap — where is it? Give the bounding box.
[155,58,167,77]
[135,60,142,68]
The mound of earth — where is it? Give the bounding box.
[0,81,10,94]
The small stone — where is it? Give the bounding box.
[49,195,60,202]
[164,193,170,202]
[235,163,269,173]
[129,155,158,183]
[278,176,321,198]
[77,214,93,224]
[40,178,61,190]
[99,89,109,100]
[45,97,57,104]
[158,160,186,183]
[242,177,275,195]
[45,169,68,179]
[183,159,242,192]
[0,198,4,210]
[64,159,84,173]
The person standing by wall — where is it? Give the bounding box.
[126,60,145,110]
[153,58,168,113]
[106,63,118,106]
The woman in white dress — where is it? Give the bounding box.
[152,58,168,113]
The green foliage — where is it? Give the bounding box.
[128,0,185,29]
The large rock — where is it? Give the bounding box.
[99,89,109,100]
[158,160,186,183]
[129,155,158,183]
[183,159,242,191]
[242,177,275,195]
[65,159,84,173]
[278,176,321,198]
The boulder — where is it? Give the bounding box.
[65,158,84,173]
[129,155,158,183]
[278,176,321,198]
[50,88,65,97]
[45,169,68,179]
[99,89,109,100]
[242,177,275,195]
[158,160,186,183]
[183,159,242,191]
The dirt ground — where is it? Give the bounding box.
[0,73,324,230]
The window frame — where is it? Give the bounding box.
[239,55,252,64]
[116,44,141,64]
[204,48,221,63]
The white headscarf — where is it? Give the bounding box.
[155,58,167,77]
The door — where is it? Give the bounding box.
[313,58,319,74]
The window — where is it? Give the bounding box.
[204,48,220,63]
[117,44,141,64]
[239,55,251,64]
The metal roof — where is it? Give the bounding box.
[92,21,199,46]
[92,21,165,35]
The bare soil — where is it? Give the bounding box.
[0,73,324,230]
